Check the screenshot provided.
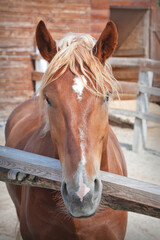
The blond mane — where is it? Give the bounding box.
[39,32,117,102]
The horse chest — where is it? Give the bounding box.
[20,187,126,240]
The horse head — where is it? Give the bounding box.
[36,20,118,218]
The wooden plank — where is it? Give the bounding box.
[109,58,160,73]
[0,167,61,191]
[0,145,62,182]
[132,117,142,152]
[31,55,160,73]
[132,71,144,152]
[100,171,160,218]
[133,71,153,151]
[109,57,142,68]
[135,72,147,150]
[117,81,139,95]
[109,108,160,124]
[0,145,160,218]
[31,53,42,61]
[119,94,137,100]
[140,60,160,73]
[91,9,110,20]
[139,84,160,97]
[150,96,160,103]
[117,81,160,97]
[114,48,145,57]
[113,67,139,82]
[32,71,43,82]
[30,70,160,97]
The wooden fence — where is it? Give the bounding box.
[31,54,160,152]
[0,145,160,219]
[108,57,160,152]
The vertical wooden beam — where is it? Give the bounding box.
[140,71,153,148]
[133,71,153,152]
[133,85,142,152]
[34,48,48,92]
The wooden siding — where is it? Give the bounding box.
[0,0,91,122]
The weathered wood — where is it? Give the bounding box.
[140,60,160,73]
[31,53,42,61]
[0,145,160,218]
[100,171,160,219]
[118,81,160,97]
[0,0,91,122]
[132,117,142,152]
[114,48,145,57]
[117,81,139,95]
[142,72,153,147]
[119,94,137,100]
[133,71,153,151]
[0,145,62,182]
[0,167,61,190]
[139,84,160,97]
[109,108,160,124]
[113,67,139,82]
[31,71,43,82]
[109,57,160,73]
[31,71,160,97]
[133,72,146,151]
[31,54,160,74]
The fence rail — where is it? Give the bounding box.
[108,57,160,74]
[110,58,160,152]
[117,81,160,97]
[109,109,160,124]
[31,54,160,74]
[0,145,160,218]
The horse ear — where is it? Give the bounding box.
[36,20,57,62]
[93,21,118,64]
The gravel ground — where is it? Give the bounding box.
[0,117,160,240]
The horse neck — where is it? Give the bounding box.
[100,126,127,176]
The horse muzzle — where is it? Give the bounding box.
[61,175,102,218]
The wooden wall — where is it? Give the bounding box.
[90,0,152,38]
[91,0,159,101]
[0,0,158,122]
[0,0,91,122]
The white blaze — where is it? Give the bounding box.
[72,75,87,101]
[72,75,87,165]
[73,75,90,201]
[79,127,86,165]
[76,172,90,202]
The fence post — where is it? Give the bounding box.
[133,71,153,152]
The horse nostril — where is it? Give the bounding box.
[62,181,68,197]
[94,178,99,193]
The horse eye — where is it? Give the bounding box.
[45,96,52,106]
[105,95,109,102]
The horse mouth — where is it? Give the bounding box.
[62,193,101,219]
[66,201,99,218]
[68,210,96,219]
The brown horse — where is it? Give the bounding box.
[5,20,127,240]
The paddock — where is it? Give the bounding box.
[0,118,160,240]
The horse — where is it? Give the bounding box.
[5,20,127,240]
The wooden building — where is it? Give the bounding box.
[0,0,159,122]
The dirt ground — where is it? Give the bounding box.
[0,101,160,239]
